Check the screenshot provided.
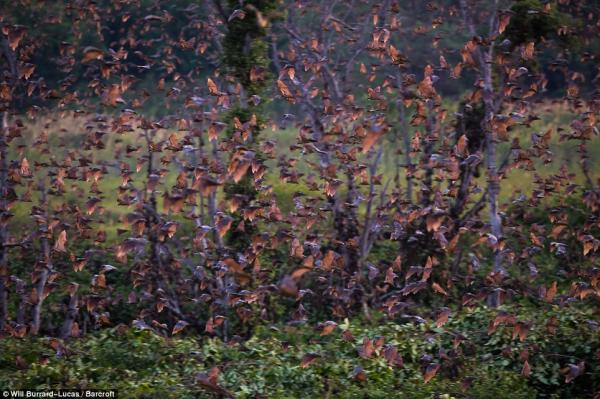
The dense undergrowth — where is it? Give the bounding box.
[1,303,598,398]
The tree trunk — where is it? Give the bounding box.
[0,112,9,330]
[0,28,19,331]
[60,289,79,339]
[459,0,503,274]
[31,182,51,335]
[481,49,503,274]
[14,277,27,326]
[209,138,224,251]
[396,71,412,203]
[143,130,184,320]
[420,99,436,206]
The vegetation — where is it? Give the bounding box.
[0,0,598,398]
[2,304,597,398]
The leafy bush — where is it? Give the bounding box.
[1,303,597,398]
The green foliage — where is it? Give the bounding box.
[0,330,204,398]
[1,304,597,398]
[221,1,277,250]
[222,0,277,95]
[502,0,574,49]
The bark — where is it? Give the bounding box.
[0,112,8,330]
[459,0,504,273]
[479,19,503,275]
[357,148,383,322]
[195,123,206,224]
[330,172,360,274]
[14,277,26,326]
[579,142,594,188]
[0,24,19,331]
[451,163,475,222]
[359,147,383,266]
[396,71,413,202]
[420,99,436,206]
[31,182,51,335]
[60,290,79,339]
[143,130,184,320]
[0,30,18,86]
[209,138,224,251]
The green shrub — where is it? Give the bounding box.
[1,303,597,398]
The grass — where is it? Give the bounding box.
[7,100,599,244]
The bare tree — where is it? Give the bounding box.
[459,0,504,273]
